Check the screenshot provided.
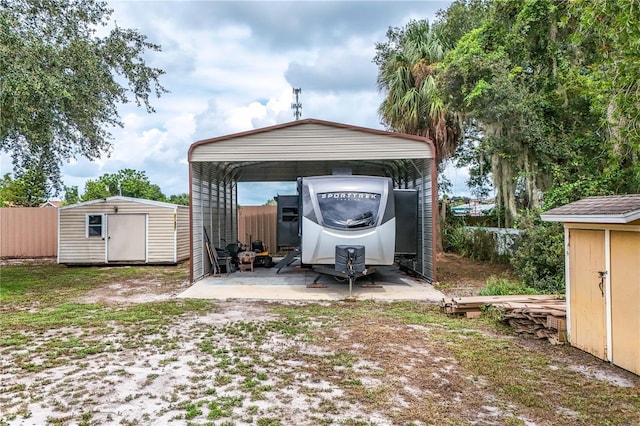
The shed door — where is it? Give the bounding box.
[610,231,640,375]
[107,214,146,262]
[569,229,606,359]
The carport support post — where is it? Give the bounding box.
[421,164,426,278]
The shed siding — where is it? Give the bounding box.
[59,204,108,263]
[176,206,190,262]
[59,198,181,264]
[146,204,176,263]
[610,230,640,375]
[568,229,606,359]
[191,124,433,161]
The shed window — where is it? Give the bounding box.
[87,214,104,238]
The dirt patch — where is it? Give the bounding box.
[435,251,517,296]
[75,264,192,305]
[77,278,190,305]
[2,301,638,426]
[2,258,638,425]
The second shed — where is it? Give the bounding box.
[58,196,189,265]
[541,194,640,375]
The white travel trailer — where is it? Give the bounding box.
[276,174,418,286]
[300,175,396,267]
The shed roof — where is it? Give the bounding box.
[541,194,640,224]
[59,196,186,211]
[40,200,62,208]
[188,118,434,182]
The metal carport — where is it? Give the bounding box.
[187,118,437,283]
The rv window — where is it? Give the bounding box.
[317,192,380,229]
[87,214,103,237]
[282,207,298,221]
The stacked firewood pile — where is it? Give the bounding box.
[440,295,567,345]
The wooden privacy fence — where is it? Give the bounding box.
[238,205,277,253]
[0,208,58,258]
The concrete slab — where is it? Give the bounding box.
[178,263,445,302]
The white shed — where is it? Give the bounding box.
[58,196,189,265]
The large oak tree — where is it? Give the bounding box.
[0,0,166,192]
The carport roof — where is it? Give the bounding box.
[188,118,434,182]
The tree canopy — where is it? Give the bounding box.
[375,19,462,166]
[167,193,189,206]
[377,0,639,227]
[0,171,48,206]
[78,169,165,202]
[0,0,166,193]
[391,0,640,291]
[60,168,188,206]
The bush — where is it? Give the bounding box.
[510,215,565,294]
[442,224,509,263]
[442,224,467,253]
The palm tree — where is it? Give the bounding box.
[376,20,462,250]
[376,20,461,165]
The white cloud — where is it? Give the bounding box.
[285,37,379,92]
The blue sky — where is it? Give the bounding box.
[1,0,472,205]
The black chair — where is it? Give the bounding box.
[224,241,243,269]
[251,240,264,253]
[214,246,234,274]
